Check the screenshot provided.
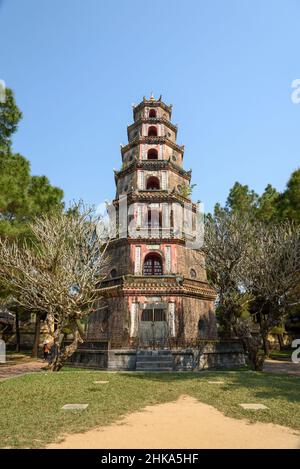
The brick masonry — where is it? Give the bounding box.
[82,96,244,369]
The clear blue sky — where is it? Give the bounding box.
[1,0,299,213]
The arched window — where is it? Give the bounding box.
[146,176,160,190]
[190,268,197,279]
[147,148,158,160]
[143,253,163,275]
[110,268,117,278]
[149,109,156,118]
[198,318,207,337]
[148,126,157,137]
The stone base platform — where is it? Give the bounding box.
[67,340,246,371]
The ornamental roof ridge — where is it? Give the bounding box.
[106,237,188,247]
[112,190,196,205]
[121,136,185,155]
[127,117,178,133]
[114,159,191,180]
[133,97,172,114]
[99,282,216,300]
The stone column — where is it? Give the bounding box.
[130,302,138,337]
[168,302,176,337]
[165,245,171,273]
[134,246,141,275]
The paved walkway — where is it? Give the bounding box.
[263,359,300,377]
[0,360,45,380]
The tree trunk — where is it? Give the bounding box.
[262,333,270,356]
[277,333,284,351]
[234,322,266,371]
[15,312,20,353]
[259,317,270,357]
[48,328,83,372]
[31,315,41,358]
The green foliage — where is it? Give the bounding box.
[256,184,280,222]
[277,169,300,223]
[0,152,63,240]
[28,176,64,217]
[178,183,197,198]
[270,325,285,335]
[226,182,258,215]
[0,152,31,222]
[0,88,22,152]
[216,171,300,340]
[0,87,64,317]
[0,88,64,242]
[218,169,299,225]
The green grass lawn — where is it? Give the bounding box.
[0,368,300,448]
[269,349,293,361]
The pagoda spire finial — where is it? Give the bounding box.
[150,92,155,101]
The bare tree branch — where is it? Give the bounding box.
[0,202,110,370]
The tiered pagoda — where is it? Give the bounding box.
[87,95,217,353]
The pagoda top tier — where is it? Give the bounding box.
[133,94,173,122]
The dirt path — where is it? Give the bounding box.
[0,360,45,380]
[47,395,300,449]
[263,359,300,377]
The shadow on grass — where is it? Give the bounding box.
[124,369,300,404]
[122,369,247,382]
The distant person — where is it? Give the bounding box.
[43,342,50,361]
[49,343,57,363]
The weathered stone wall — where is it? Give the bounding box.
[87,296,131,348]
[69,341,245,371]
[116,170,137,195]
[106,242,132,277]
[172,343,246,370]
[107,350,137,370]
[167,169,189,191]
[135,106,171,121]
[68,350,108,369]
[175,245,207,280]
[182,297,217,339]
[162,124,176,141]
[122,146,139,164]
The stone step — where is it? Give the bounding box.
[136,355,173,363]
[136,367,173,372]
[136,361,173,368]
[137,350,171,356]
[136,349,173,371]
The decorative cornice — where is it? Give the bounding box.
[121,136,184,155]
[113,190,197,209]
[133,99,172,117]
[107,237,188,248]
[99,275,216,301]
[114,159,191,180]
[127,117,178,137]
